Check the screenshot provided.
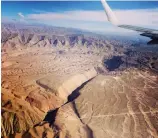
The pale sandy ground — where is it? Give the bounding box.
[74,70,158,138]
[2,47,158,138]
[1,47,106,137]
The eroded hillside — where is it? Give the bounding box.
[1,23,158,138]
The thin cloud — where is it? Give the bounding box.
[32,9,47,13]
[17,12,28,23]
[26,9,158,27]
[12,9,158,33]
[18,12,25,18]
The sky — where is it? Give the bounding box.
[2,1,158,34]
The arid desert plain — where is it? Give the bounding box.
[1,23,158,138]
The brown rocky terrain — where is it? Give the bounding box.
[1,23,158,138]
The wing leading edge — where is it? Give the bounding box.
[101,0,158,43]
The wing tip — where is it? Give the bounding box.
[101,0,119,25]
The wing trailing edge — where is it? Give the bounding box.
[101,0,158,44]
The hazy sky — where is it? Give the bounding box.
[2,1,158,34]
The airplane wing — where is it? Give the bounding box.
[101,0,158,42]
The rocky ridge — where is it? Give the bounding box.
[1,22,158,138]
